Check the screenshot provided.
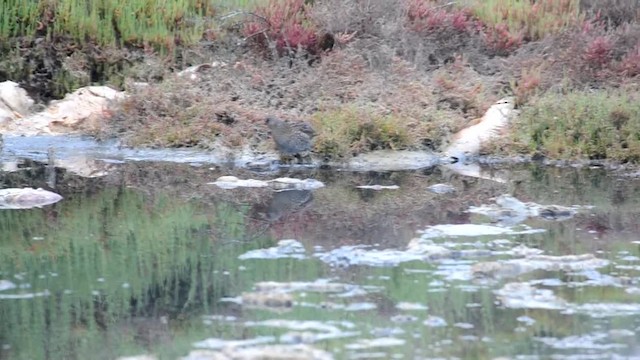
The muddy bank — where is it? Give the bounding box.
[0,83,542,176]
[1,0,639,169]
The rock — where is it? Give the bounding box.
[468,194,579,225]
[269,178,324,191]
[0,86,125,136]
[177,61,227,80]
[494,282,568,310]
[0,81,34,129]
[266,116,314,163]
[116,356,157,360]
[209,176,270,189]
[192,336,275,351]
[253,280,352,294]
[472,253,609,279]
[239,239,308,260]
[0,188,63,209]
[0,280,17,291]
[0,81,34,118]
[241,291,294,309]
[209,176,324,191]
[183,344,333,360]
[356,185,399,190]
[426,183,456,194]
[346,150,441,171]
[444,97,517,161]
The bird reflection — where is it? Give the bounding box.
[255,190,314,223]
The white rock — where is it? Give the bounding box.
[269,178,325,190]
[0,86,125,136]
[355,185,399,190]
[209,176,269,189]
[0,81,34,116]
[116,355,157,360]
[0,188,63,209]
[209,176,324,190]
[0,280,17,291]
[177,61,227,80]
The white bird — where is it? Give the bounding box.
[444,97,516,161]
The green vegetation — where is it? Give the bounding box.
[0,0,263,48]
[1,0,640,163]
[462,0,582,41]
[512,89,640,162]
[0,187,257,359]
[0,0,263,99]
[311,107,413,158]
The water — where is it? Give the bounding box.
[1,152,640,359]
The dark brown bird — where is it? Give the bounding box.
[265,116,315,163]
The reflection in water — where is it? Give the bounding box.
[1,162,640,359]
[255,190,314,223]
[0,183,253,359]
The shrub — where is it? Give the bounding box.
[511,65,542,104]
[512,89,640,162]
[575,22,640,82]
[579,0,640,28]
[583,36,614,68]
[615,43,640,77]
[102,78,230,148]
[405,0,580,56]
[505,20,640,94]
[310,107,412,159]
[407,1,476,33]
[463,0,582,41]
[243,0,319,56]
[482,23,523,55]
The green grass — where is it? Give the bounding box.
[0,0,265,50]
[513,89,640,162]
[460,0,582,40]
[311,107,413,159]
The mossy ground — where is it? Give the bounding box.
[2,0,640,163]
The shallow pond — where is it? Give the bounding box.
[1,146,640,359]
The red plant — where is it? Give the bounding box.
[278,23,316,51]
[243,0,318,55]
[406,0,475,33]
[484,23,523,55]
[451,10,473,32]
[514,67,542,101]
[406,1,523,55]
[615,44,640,77]
[584,36,613,68]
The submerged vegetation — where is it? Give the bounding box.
[1,0,640,162]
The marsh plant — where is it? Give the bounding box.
[513,89,640,162]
